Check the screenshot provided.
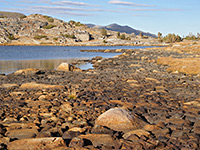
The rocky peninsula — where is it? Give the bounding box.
[0,13,159,46]
[0,40,200,149]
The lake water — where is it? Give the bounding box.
[0,46,152,74]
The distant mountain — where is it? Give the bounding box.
[86,23,157,38]
[0,11,26,18]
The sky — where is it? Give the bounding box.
[0,0,200,36]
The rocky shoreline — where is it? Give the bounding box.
[0,46,200,149]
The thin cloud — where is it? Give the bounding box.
[18,0,95,7]
[33,6,102,12]
[18,0,50,4]
[6,7,94,16]
[108,0,154,7]
[51,1,95,7]
[131,8,183,12]
[132,14,150,17]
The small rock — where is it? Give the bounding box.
[115,49,122,52]
[79,134,119,148]
[68,127,85,133]
[62,131,81,140]
[104,49,111,53]
[126,79,138,83]
[60,103,72,113]
[123,129,150,139]
[69,137,84,148]
[143,124,161,131]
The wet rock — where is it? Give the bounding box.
[95,108,146,133]
[8,137,65,150]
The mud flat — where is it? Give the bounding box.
[0,45,200,149]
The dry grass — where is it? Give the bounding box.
[157,57,200,75]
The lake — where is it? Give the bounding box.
[0,45,153,74]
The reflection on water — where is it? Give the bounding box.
[0,45,156,74]
[0,59,91,75]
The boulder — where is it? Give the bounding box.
[95,108,146,133]
[14,68,42,75]
[56,63,82,72]
[8,137,65,150]
[75,32,91,42]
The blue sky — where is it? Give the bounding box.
[0,0,199,36]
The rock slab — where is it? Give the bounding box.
[8,137,65,150]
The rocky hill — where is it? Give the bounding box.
[0,12,159,45]
[87,23,157,38]
[0,11,26,19]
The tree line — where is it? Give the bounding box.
[158,32,200,43]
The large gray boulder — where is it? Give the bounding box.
[94,108,147,133]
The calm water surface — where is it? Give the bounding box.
[0,46,152,74]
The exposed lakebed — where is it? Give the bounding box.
[0,47,200,149]
[0,45,153,74]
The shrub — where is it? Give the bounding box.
[184,33,198,40]
[117,32,120,37]
[19,15,26,19]
[34,35,47,40]
[64,34,76,39]
[103,40,107,43]
[42,24,56,29]
[118,33,126,40]
[163,33,182,43]
[158,32,162,39]
[75,22,84,26]
[69,20,76,25]
[43,16,54,23]
[101,28,107,37]
[53,37,58,41]
[7,34,15,40]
